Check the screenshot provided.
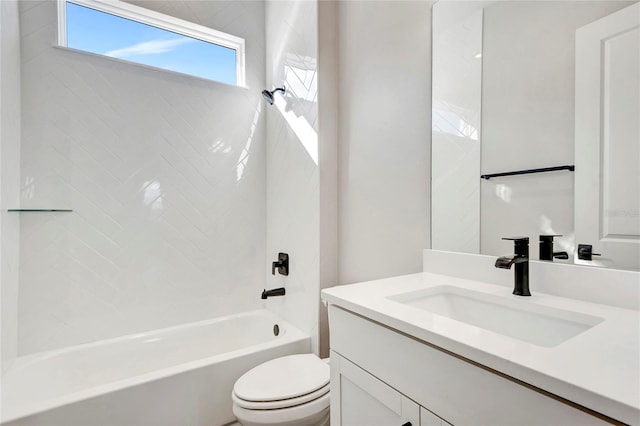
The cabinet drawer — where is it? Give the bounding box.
[329,305,609,425]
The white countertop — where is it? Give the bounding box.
[322,272,640,424]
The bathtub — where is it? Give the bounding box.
[1,309,310,426]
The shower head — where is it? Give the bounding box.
[262,86,285,105]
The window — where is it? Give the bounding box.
[57,0,245,86]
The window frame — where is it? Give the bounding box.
[57,0,246,86]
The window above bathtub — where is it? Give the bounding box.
[57,0,246,86]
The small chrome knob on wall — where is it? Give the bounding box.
[272,252,289,275]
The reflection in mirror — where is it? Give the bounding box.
[574,2,640,271]
[431,0,639,271]
[432,2,485,254]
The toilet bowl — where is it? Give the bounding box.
[232,354,330,426]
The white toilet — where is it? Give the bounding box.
[232,354,330,426]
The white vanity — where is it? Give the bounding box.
[321,250,640,425]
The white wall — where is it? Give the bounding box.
[17,0,266,354]
[264,0,321,354]
[480,1,634,258]
[337,1,432,285]
[264,0,431,356]
[317,0,339,358]
[1,0,21,373]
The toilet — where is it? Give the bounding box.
[232,354,330,426]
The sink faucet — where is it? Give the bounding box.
[539,234,568,261]
[495,237,531,296]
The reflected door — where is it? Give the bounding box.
[575,2,640,271]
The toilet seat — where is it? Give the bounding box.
[232,354,330,426]
[233,382,330,410]
[233,353,329,401]
[232,391,330,425]
[232,353,330,410]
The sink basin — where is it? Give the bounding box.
[387,286,603,347]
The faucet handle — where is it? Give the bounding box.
[271,252,289,275]
[577,244,601,261]
[502,237,529,257]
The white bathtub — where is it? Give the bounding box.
[1,310,310,426]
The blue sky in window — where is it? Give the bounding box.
[66,2,237,85]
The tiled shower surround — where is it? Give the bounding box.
[17,0,268,354]
[264,0,321,354]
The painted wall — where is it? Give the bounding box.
[337,1,432,285]
[17,0,266,354]
[263,0,430,356]
[317,0,339,358]
[1,0,21,373]
[480,1,634,258]
[264,0,321,354]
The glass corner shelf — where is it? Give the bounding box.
[7,209,73,212]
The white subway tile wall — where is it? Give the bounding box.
[17,0,267,354]
[264,0,320,353]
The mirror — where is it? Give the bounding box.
[431,0,640,271]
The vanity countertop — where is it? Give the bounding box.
[321,272,640,424]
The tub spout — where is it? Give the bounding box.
[261,287,286,299]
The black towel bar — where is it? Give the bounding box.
[481,165,574,180]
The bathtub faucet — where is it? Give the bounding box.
[272,252,289,276]
[261,287,286,299]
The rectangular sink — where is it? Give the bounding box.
[387,286,603,347]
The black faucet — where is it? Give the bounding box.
[539,235,569,261]
[577,244,601,261]
[261,287,286,299]
[272,252,289,276]
[495,237,531,296]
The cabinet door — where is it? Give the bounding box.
[420,407,452,426]
[330,351,419,426]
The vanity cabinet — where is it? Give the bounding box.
[328,305,609,426]
[331,351,451,426]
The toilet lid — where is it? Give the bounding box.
[233,354,329,402]
[232,382,329,410]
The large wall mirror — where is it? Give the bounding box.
[431,0,640,271]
